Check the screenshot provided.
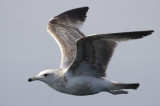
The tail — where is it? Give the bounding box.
[115,83,140,90]
[124,83,140,89]
[106,82,140,95]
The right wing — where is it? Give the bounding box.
[47,7,89,69]
[67,30,154,77]
[89,30,154,42]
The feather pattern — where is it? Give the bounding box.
[67,30,154,77]
[47,7,89,69]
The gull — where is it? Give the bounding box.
[28,7,154,95]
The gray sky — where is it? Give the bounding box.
[0,0,160,106]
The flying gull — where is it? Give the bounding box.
[28,7,154,95]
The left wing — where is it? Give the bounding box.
[47,7,89,69]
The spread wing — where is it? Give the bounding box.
[47,7,89,69]
[67,30,154,77]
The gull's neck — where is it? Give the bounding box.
[47,69,68,93]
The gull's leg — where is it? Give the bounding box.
[107,90,128,95]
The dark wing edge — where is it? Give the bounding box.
[50,7,89,28]
[59,6,89,23]
[90,30,154,42]
[67,30,154,77]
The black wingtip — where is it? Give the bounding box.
[149,30,154,34]
[145,30,154,34]
[59,6,89,22]
[141,30,154,37]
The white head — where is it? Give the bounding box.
[28,69,59,84]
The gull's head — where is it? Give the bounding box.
[28,69,58,84]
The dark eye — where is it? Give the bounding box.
[44,74,49,77]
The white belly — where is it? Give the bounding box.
[65,76,108,95]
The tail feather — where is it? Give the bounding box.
[123,83,140,90]
[115,83,140,90]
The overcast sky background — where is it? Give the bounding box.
[0,0,160,106]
